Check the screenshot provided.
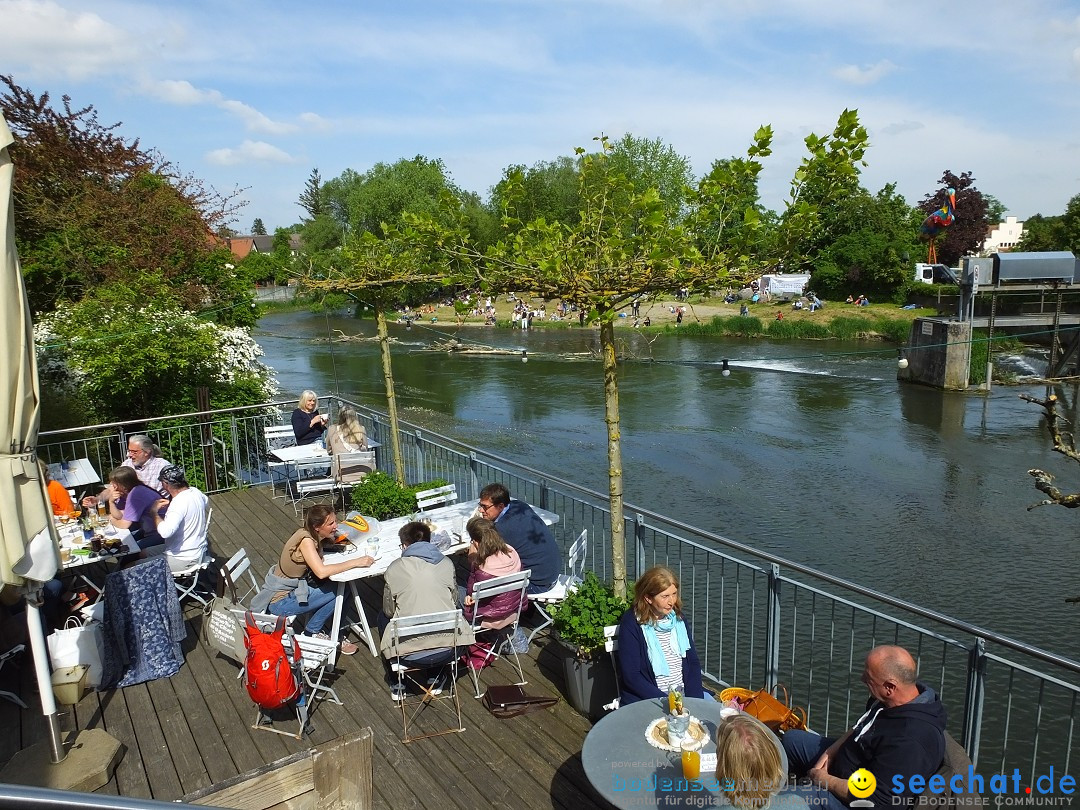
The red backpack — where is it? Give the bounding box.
[243,613,301,710]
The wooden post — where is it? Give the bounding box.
[197,386,217,492]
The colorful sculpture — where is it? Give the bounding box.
[919,187,956,263]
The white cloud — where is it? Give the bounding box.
[205,141,298,166]
[832,60,898,86]
[141,79,296,134]
[5,0,141,79]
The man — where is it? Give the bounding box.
[379,522,471,699]
[103,466,164,548]
[82,435,171,509]
[477,483,558,595]
[149,465,209,573]
[783,645,947,809]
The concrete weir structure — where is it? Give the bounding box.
[898,318,972,390]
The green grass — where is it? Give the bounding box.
[673,313,908,343]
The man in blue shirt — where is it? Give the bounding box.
[478,483,558,594]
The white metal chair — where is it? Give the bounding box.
[218,547,261,606]
[465,569,532,699]
[0,644,27,709]
[415,484,457,512]
[383,610,470,743]
[526,529,588,644]
[334,449,376,486]
[264,424,296,497]
[290,459,340,515]
[602,624,621,711]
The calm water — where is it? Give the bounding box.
[256,311,1080,660]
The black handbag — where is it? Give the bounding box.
[482,685,559,718]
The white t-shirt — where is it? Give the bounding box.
[155,486,209,569]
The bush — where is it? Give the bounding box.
[551,572,629,661]
[348,471,449,520]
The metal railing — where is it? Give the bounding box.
[39,396,1079,780]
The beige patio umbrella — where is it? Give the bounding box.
[0,111,65,763]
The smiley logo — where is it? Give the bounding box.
[848,768,876,799]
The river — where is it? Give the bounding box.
[255,310,1080,660]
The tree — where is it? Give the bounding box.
[983,194,1007,226]
[918,171,989,266]
[1,75,245,313]
[251,217,267,235]
[415,136,708,598]
[489,156,580,228]
[605,133,694,222]
[298,168,324,220]
[34,275,274,422]
[1017,214,1066,252]
[343,156,458,236]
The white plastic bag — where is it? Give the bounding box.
[47,617,105,688]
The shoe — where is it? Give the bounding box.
[426,675,444,696]
[312,631,358,655]
[390,683,406,702]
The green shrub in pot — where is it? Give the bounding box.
[550,572,629,661]
[348,472,448,521]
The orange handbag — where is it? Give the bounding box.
[719,684,808,732]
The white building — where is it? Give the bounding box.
[981,216,1025,254]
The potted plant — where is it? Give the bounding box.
[549,571,629,718]
[348,472,448,520]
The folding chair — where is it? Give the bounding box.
[383,610,470,743]
[0,644,27,709]
[602,625,621,712]
[526,528,588,644]
[415,484,457,512]
[334,449,376,486]
[218,547,260,606]
[264,424,296,498]
[465,569,531,699]
[290,459,340,515]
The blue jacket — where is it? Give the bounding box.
[291,407,325,445]
[494,500,559,590]
[616,609,705,705]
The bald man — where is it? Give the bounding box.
[783,645,947,809]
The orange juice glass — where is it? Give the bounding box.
[680,741,700,780]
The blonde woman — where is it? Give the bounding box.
[616,565,705,704]
[327,407,372,484]
[714,714,804,809]
[291,390,327,446]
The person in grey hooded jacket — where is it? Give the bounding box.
[378,521,472,659]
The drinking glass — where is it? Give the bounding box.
[681,739,701,780]
[666,711,690,746]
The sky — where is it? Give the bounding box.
[5,0,1080,234]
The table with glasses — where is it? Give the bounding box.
[54,517,137,609]
[48,458,102,491]
[269,441,383,500]
[328,499,559,657]
[581,698,802,809]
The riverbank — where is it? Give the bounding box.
[411,294,936,341]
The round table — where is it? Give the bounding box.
[581,698,803,810]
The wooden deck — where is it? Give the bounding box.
[0,486,606,809]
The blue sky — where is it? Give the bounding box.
[6,0,1080,233]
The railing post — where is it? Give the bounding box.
[765,563,781,693]
[962,637,987,769]
[468,452,479,500]
[414,429,424,482]
[540,478,550,512]
[229,414,242,490]
[634,513,646,580]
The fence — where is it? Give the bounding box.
[39,395,1079,780]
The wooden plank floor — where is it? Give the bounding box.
[0,486,606,809]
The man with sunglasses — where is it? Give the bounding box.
[477,483,558,595]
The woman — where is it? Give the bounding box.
[462,518,526,669]
[326,407,371,484]
[714,714,806,809]
[291,390,327,446]
[102,466,164,549]
[249,505,373,655]
[41,460,74,516]
[616,565,705,705]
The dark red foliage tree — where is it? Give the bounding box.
[1,75,246,313]
[918,170,989,267]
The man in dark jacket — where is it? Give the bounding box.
[783,645,947,809]
[478,483,558,593]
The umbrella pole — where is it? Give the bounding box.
[25,589,64,763]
